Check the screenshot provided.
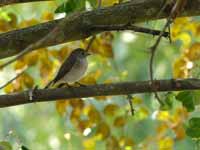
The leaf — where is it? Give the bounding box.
[185,43,200,61]
[160,92,175,110]
[176,91,195,112]
[55,0,86,14]
[186,117,200,138]
[56,100,69,116]
[103,104,119,116]
[83,137,96,149]
[158,137,174,150]
[113,116,126,127]
[0,141,12,150]
[95,122,110,140]
[21,145,30,150]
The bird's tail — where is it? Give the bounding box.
[44,80,54,89]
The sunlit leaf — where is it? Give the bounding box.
[158,137,174,150]
[0,141,12,150]
[83,137,96,149]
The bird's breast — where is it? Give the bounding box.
[61,58,88,84]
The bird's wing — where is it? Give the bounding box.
[52,54,77,84]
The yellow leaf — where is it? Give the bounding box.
[132,97,143,105]
[78,120,91,132]
[69,99,84,109]
[95,122,110,140]
[106,136,119,150]
[104,104,119,116]
[156,111,170,121]
[176,32,191,47]
[173,57,188,78]
[173,126,186,140]
[159,137,174,150]
[24,51,39,66]
[41,11,54,21]
[119,136,134,147]
[113,116,126,127]
[14,60,27,71]
[70,107,81,123]
[186,43,200,61]
[22,73,34,88]
[56,100,69,116]
[4,83,14,93]
[88,106,101,124]
[83,138,96,150]
[102,0,118,6]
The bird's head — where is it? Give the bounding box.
[71,48,90,59]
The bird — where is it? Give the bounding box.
[45,48,90,88]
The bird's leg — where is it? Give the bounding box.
[28,85,38,101]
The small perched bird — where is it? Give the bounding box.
[45,48,90,88]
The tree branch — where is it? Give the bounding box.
[0,0,50,6]
[0,78,200,108]
[0,0,198,59]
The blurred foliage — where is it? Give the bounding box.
[0,0,199,150]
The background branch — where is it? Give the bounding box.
[0,78,200,108]
[0,0,198,59]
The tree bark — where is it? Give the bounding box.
[0,78,200,108]
[0,0,199,58]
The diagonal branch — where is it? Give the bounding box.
[0,78,200,108]
[0,0,199,59]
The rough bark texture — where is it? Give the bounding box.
[0,78,200,108]
[0,0,199,58]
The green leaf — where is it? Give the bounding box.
[160,92,175,110]
[186,117,200,138]
[176,91,195,112]
[55,0,86,14]
[21,145,30,150]
[0,141,12,150]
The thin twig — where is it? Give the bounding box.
[0,69,27,89]
[149,0,186,105]
[127,95,134,116]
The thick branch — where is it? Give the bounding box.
[0,0,199,58]
[0,78,200,108]
[0,0,50,6]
